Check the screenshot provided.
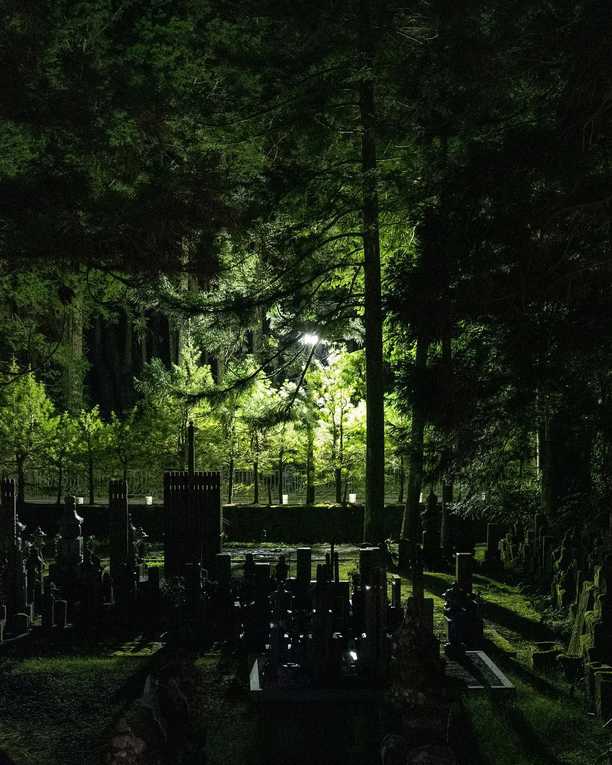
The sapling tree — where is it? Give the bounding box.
[48,411,80,504]
[241,377,283,505]
[293,371,322,504]
[107,406,145,482]
[76,406,105,505]
[0,362,55,505]
[339,400,367,505]
[137,340,215,469]
[315,353,363,504]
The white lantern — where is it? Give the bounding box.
[282,494,289,505]
[145,495,153,506]
[76,496,84,505]
[349,493,357,504]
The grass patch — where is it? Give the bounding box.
[0,653,149,765]
[464,676,609,765]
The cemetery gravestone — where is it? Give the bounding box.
[164,471,222,577]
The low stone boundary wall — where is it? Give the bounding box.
[19,502,484,546]
[19,502,406,544]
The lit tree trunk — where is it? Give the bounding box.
[278,446,284,504]
[16,453,26,507]
[336,412,344,503]
[306,425,315,504]
[227,455,234,503]
[359,0,385,543]
[335,468,342,504]
[253,459,259,504]
[88,443,95,505]
[398,453,405,504]
[56,460,63,506]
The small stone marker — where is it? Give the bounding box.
[11,612,29,635]
[54,599,68,629]
[254,562,271,601]
[216,553,232,589]
[275,554,289,582]
[455,552,473,593]
[296,547,312,584]
[359,546,381,586]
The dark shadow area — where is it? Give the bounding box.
[480,600,556,643]
[499,703,560,765]
[253,700,383,765]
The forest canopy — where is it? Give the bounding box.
[2,0,612,545]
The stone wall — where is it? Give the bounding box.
[19,502,484,546]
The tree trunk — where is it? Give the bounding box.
[56,461,63,505]
[267,476,272,507]
[278,447,284,504]
[88,448,95,505]
[441,335,453,552]
[63,291,84,414]
[541,406,593,518]
[252,306,265,363]
[306,429,315,504]
[168,317,178,365]
[123,305,133,409]
[359,0,385,544]
[139,307,148,370]
[400,336,430,544]
[335,467,342,504]
[398,453,405,504]
[539,407,553,515]
[441,480,453,553]
[253,460,259,504]
[228,456,234,503]
[16,454,26,508]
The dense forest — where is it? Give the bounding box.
[2,0,612,549]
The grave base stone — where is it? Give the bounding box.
[529,641,562,672]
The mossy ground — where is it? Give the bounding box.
[2,543,610,764]
[419,551,608,765]
[0,649,151,764]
